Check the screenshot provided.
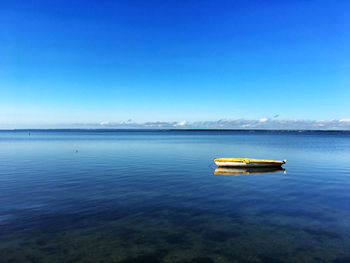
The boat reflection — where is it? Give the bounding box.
[214,166,286,176]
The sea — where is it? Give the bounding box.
[0,130,349,263]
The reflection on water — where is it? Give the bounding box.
[214,166,286,175]
[0,130,350,263]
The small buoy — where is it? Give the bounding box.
[75,150,78,153]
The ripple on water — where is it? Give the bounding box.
[0,130,350,262]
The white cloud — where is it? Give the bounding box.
[87,119,350,130]
[175,121,187,127]
[259,118,269,123]
[10,119,347,130]
[100,121,110,126]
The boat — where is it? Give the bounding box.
[213,158,286,167]
[214,166,286,176]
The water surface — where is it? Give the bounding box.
[0,130,349,263]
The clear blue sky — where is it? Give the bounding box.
[1,0,349,128]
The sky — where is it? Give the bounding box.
[0,0,349,129]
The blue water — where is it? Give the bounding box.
[0,130,350,263]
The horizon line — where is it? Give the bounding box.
[1,128,350,132]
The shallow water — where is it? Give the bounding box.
[0,130,350,263]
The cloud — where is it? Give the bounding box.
[100,121,110,126]
[259,118,269,123]
[5,119,348,130]
[92,119,350,130]
[176,121,187,127]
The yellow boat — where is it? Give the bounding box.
[213,158,286,167]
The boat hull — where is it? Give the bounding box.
[214,158,286,167]
[214,161,283,167]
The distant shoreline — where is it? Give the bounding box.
[1,129,349,133]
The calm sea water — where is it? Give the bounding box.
[0,130,350,263]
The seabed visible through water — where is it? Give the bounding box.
[0,130,350,262]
